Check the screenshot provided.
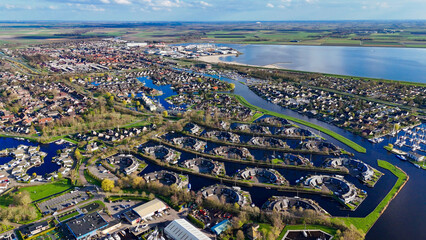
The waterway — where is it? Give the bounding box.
[0,138,72,176]
[137,74,425,239]
[216,44,426,83]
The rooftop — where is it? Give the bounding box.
[164,218,211,240]
[66,212,108,239]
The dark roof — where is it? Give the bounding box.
[21,221,49,235]
[123,209,140,222]
[66,212,108,239]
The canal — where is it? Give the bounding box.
[138,74,425,240]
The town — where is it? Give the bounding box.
[0,35,421,240]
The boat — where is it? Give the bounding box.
[396,155,407,161]
[369,137,384,143]
[414,164,421,169]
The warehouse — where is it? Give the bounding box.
[66,212,108,240]
[123,198,168,225]
[164,219,211,240]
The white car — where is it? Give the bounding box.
[113,233,121,240]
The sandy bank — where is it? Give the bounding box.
[197,54,281,69]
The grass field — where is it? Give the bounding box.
[277,224,338,239]
[231,94,366,153]
[18,179,72,202]
[335,160,408,234]
[0,192,14,207]
[84,169,102,186]
[58,211,80,222]
[0,22,424,48]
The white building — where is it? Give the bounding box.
[164,219,211,240]
[408,151,424,162]
[126,42,148,47]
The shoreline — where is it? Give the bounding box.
[195,53,426,87]
[197,54,281,70]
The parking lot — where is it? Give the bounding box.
[106,199,141,218]
[88,164,119,181]
[38,189,90,214]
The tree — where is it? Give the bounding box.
[236,230,245,240]
[74,148,82,162]
[101,179,115,192]
[171,195,179,206]
[32,172,37,178]
[229,83,236,90]
[148,193,155,200]
[163,110,168,118]
[132,176,144,188]
[14,191,32,206]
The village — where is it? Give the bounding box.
[249,81,421,138]
[0,37,422,240]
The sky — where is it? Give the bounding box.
[0,0,425,21]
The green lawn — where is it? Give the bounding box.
[271,158,284,164]
[123,120,150,128]
[230,94,366,153]
[58,211,80,222]
[18,179,72,202]
[250,112,264,122]
[278,224,337,239]
[84,169,102,186]
[0,193,14,207]
[335,160,408,234]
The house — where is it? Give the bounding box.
[20,221,50,238]
[408,152,424,162]
[39,117,54,124]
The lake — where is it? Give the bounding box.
[217,44,426,83]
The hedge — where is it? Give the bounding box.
[187,214,205,229]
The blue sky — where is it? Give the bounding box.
[0,0,424,21]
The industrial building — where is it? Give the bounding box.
[164,219,211,240]
[66,212,108,240]
[123,199,168,225]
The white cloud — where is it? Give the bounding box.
[114,0,132,4]
[5,4,16,9]
[266,3,274,8]
[199,1,212,7]
[67,3,105,11]
[100,0,110,3]
[138,0,184,10]
[1,4,32,10]
[376,2,389,8]
[87,4,105,11]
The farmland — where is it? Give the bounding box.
[0,21,425,48]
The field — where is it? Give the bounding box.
[18,179,72,202]
[278,224,338,239]
[0,21,425,48]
